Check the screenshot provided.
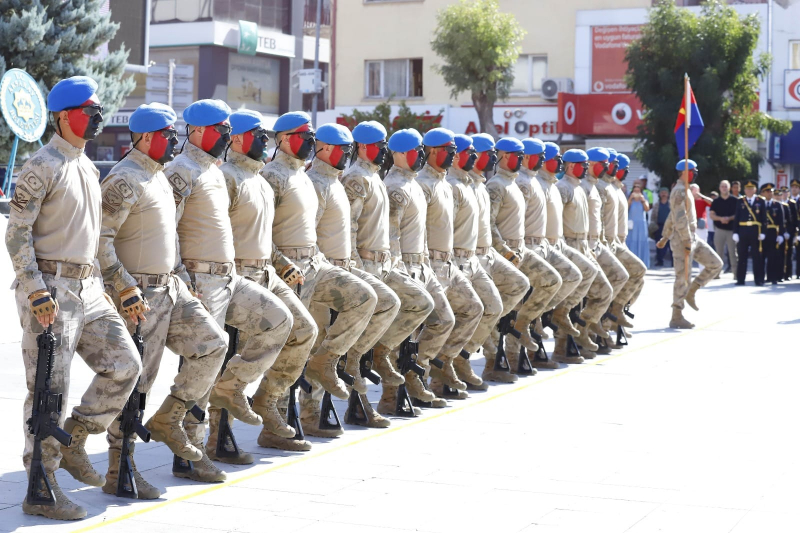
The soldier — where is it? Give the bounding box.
[342,121,435,406]
[220,109,318,453]
[779,187,795,281]
[554,149,614,362]
[486,137,561,368]
[260,112,378,431]
[305,123,400,429]
[7,76,141,520]
[791,180,800,278]
[468,134,531,381]
[445,134,504,391]
[415,127,483,399]
[732,179,766,286]
[668,160,723,328]
[760,183,785,285]
[167,99,293,482]
[99,103,229,498]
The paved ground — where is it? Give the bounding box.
[1,260,800,533]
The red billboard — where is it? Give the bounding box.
[558,93,645,136]
[591,25,642,94]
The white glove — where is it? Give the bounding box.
[759,234,765,241]
[795,235,799,244]
[732,234,739,243]
[778,236,784,245]
[785,233,790,240]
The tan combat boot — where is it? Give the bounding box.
[576,324,599,352]
[103,442,161,499]
[453,355,487,391]
[257,402,311,451]
[430,355,467,391]
[300,395,343,438]
[251,380,296,438]
[208,369,262,425]
[589,321,610,340]
[685,282,701,311]
[404,367,436,402]
[59,418,104,487]
[430,377,469,399]
[553,336,585,364]
[206,408,254,465]
[144,395,203,461]
[22,472,87,520]
[669,308,695,329]
[344,351,368,394]
[481,354,519,383]
[534,317,549,340]
[610,301,635,328]
[346,393,391,428]
[519,325,541,354]
[305,348,349,399]
[174,449,227,483]
[377,384,422,416]
[371,344,405,386]
[551,307,580,337]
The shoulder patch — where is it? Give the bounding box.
[390,190,408,207]
[168,173,188,192]
[518,184,530,198]
[102,188,123,215]
[489,189,502,203]
[20,172,43,193]
[10,185,32,213]
[116,181,134,199]
[344,179,365,197]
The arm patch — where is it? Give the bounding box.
[168,173,188,192]
[390,190,408,207]
[10,185,32,212]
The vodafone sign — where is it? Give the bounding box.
[558,93,645,136]
[785,70,800,109]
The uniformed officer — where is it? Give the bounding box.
[779,187,795,281]
[99,103,229,498]
[668,160,723,328]
[554,149,614,362]
[220,110,319,453]
[167,99,293,482]
[342,121,435,409]
[445,134,504,392]
[7,76,141,520]
[304,123,400,430]
[791,179,800,277]
[760,183,785,284]
[260,112,378,425]
[468,134,531,381]
[732,179,766,286]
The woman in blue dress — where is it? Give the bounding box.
[626,182,651,268]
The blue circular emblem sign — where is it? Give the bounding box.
[0,69,46,143]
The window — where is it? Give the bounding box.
[510,55,547,95]
[365,59,423,98]
[791,41,800,70]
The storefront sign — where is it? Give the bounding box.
[591,25,642,94]
[227,53,281,115]
[785,70,800,109]
[451,106,559,140]
[558,93,645,136]
[238,20,258,56]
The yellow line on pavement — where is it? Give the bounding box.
[71,315,731,533]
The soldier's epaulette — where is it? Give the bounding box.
[758,195,765,200]
[790,198,796,205]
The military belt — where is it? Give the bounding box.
[452,248,474,259]
[475,246,491,255]
[505,238,524,249]
[767,225,780,230]
[524,236,547,246]
[358,249,391,263]
[328,258,350,268]
[739,221,760,227]
[131,273,171,287]
[563,231,587,239]
[279,246,316,260]
[589,234,601,240]
[402,252,426,264]
[429,249,453,262]
[235,259,270,270]
[37,259,93,280]
[183,260,233,276]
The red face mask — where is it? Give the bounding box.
[328,144,353,170]
[457,149,477,171]
[475,151,497,172]
[64,98,103,140]
[526,154,543,171]
[607,163,618,176]
[406,147,425,171]
[148,127,178,164]
[200,122,231,158]
[616,168,628,180]
[545,155,563,174]
[435,143,456,169]
[592,162,608,178]
[506,153,523,172]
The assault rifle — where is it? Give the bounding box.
[394,336,423,417]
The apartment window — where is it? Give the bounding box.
[511,55,547,95]
[365,59,423,98]
[791,41,800,70]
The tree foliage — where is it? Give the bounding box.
[626,0,790,190]
[338,100,444,137]
[0,0,135,160]
[431,0,524,137]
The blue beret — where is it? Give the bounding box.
[422,127,455,147]
[543,142,560,161]
[273,111,311,133]
[617,154,630,170]
[316,123,353,145]
[563,149,589,163]
[183,99,231,127]
[453,134,473,153]
[230,110,264,136]
[586,147,610,161]
[47,76,98,112]
[352,121,387,144]
[522,138,545,155]
[129,103,177,133]
[495,137,524,153]
[607,148,618,163]
[472,133,495,153]
[675,159,697,171]
[388,129,423,153]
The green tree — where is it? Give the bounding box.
[0,0,134,160]
[431,0,524,138]
[338,99,444,136]
[626,0,790,190]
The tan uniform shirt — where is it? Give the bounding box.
[99,149,176,292]
[669,180,697,245]
[596,176,619,246]
[613,180,629,241]
[446,167,478,252]
[341,158,390,259]
[416,164,454,254]
[580,176,603,242]
[385,166,427,259]
[5,135,102,294]
[469,170,493,249]
[261,151,318,250]
[536,171,564,244]
[308,158,350,261]
[486,167,525,254]
[517,167,547,239]
[555,175,589,238]
[167,143,235,266]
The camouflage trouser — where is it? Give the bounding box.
[513,246,562,327]
[405,262,455,362]
[185,270,293,443]
[16,273,141,474]
[558,241,599,310]
[564,238,612,324]
[478,248,530,357]
[107,275,228,450]
[672,238,723,310]
[613,242,647,307]
[529,237,582,309]
[593,241,630,302]
[453,254,503,352]
[429,258,483,359]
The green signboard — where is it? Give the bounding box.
[238,20,258,56]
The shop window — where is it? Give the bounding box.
[365,59,423,99]
[511,55,547,95]
[791,41,800,70]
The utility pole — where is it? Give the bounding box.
[168,58,175,108]
[311,0,322,127]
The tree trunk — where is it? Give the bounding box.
[472,92,497,139]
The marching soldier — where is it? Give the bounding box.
[610,154,646,311]
[668,160,723,328]
[732,179,766,286]
[220,110,319,453]
[760,183,785,285]
[168,99,293,482]
[7,76,141,519]
[99,103,230,498]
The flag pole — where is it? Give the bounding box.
[684,74,691,281]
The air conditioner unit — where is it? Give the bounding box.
[541,78,574,100]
